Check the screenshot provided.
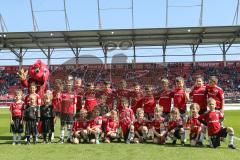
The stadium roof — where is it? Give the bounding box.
[1,25,240,49]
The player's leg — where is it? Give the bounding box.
[226,127,236,149]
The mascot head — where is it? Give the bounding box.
[28,60,49,84]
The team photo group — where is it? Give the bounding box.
[9,60,237,150]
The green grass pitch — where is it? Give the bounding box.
[0,109,239,160]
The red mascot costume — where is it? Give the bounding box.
[17,59,50,99]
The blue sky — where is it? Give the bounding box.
[0,0,240,65]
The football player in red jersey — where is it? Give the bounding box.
[119,98,135,144]
[140,86,156,120]
[206,76,224,113]
[104,110,119,143]
[74,78,84,114]
[10,89,24,145]
[98,81,115,111]
[113,80,130,113]
[170,77,189,120]
[198,98,236,149]
[129,83,144,114]
[72,109,88,144]
[59,80,77,143]
[133,108,148,143]
[151,105,167,145]
[189,75,208,115]
[87,107,103,144]
[158,79,172,120]
[167,108,185,146]
[83,83,98,117]
[185,103,204,146]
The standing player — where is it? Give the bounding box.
[113,80,130,113]
[40,93,55,144]
[98,81,115,111]
[83,83,98,118]
[158,79,172,120]
[23,94,40,145]
[170,77,189,120]
[74,78,84,114]
[206,76,224,113]
[198,98,236,149]
[59,80,77,143]
[9,89,24,145]
[129,83,144,115]
[189,75,207,115]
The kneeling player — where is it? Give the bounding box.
[104,110,119,143]
[198,98,236,149]
[185,103,204,146]
[72,109,88,144]
[167,108,185,146]
[87,107,102,144]
[151,106,167,145]
[133,108,148,143]
[119,98,135,144]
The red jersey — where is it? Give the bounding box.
[119,108,135,127]
[150,117,166,133]
[72,118,88,132]
[98,88,115,110]
[140,95,156,114]
[10,101,24,117]
[158,89,172,113]
[186,116,202,134]
[52,91,62,112]
[190,86,207,110]
[105,117,119,134]
[84,91,97,112]
[170,88,187,112]
[198,111,223,136]
[133,118,148,132]
[24,93,42,106]
[88,116,103,131]
[75,87,84,111]
[114,89,130,112]
[61,92,77,114]
[168,118,183,131]
[206,85,224,109]
[129,90,143,114]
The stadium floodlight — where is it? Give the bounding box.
[111,31,114,35]
[187,29,191,32]
[50,33,54,37]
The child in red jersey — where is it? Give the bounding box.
[189,75,207,115]
[87,107,103,144]
[98,81,115,111]
[83,83,98,117]
[114,80,130,113]
[133,108,149,143]
[170,77,189,120]
[129,83,143,114]
[158,79,172,120]
[74,78,84,114]
[206,76,224,113]
[140,86,156,120]
[104,110,119,143]
[151,105,167,145]
[10,89,24,145]
[51,79,63,140]
[185,103,204,146]
[167,108,185,146]
[198,98,236,149]
[59,80,77,143]
[119,98,135,144]
[72,109,88,144]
